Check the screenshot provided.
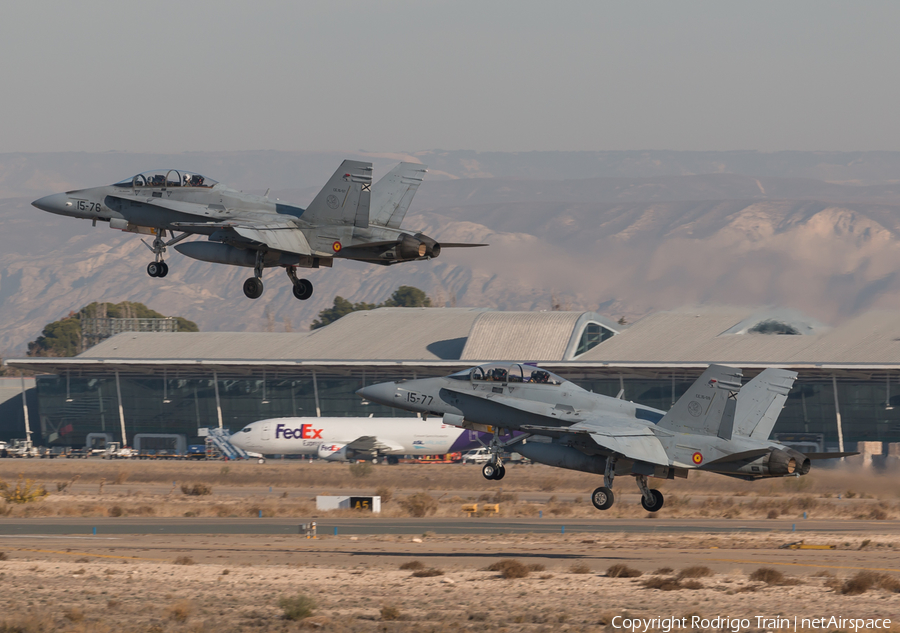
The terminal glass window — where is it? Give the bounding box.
[575,322,615,356]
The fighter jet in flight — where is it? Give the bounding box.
[32,161,483,300]
[357,363,855,512]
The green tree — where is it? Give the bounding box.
[383,285,432,308]
[310,296,379,330]
[310,286,432,330]
[27,301,199,357]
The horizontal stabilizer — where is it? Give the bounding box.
[804,451,858,460]
[439,243,490,248]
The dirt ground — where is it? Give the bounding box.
[0,461,898,631]
[1,530,899,632]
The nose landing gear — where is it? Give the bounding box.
[143,230,189,278]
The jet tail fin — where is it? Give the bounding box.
[734,368,797,440]
[657,365,743,436]
[370,162,427,228]
[302,160,373,227]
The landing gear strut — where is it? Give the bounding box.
[143,230,189,278]
[286,266,313,300]
[636,474,665,512]
[588,459,666,512]
[243,251,266,299]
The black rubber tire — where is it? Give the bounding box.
[292,278,313,300]
[640,489,665,512]
[482,463,498,480]
[494,465,506,480]
[591,486,615,511]
[158,262,169,278]
[147,262,161,277]
[243,277,264,299]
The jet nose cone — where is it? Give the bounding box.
[32,193,70,215]
[356,382,398,406]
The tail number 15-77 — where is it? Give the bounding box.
[406,391,433,405]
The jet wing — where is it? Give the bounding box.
[522,417,671,466]
[231,223,315,256]
[343,436,405,454]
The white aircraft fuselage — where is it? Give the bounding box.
[229,416,480,461]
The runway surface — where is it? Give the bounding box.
[0,516,895,536]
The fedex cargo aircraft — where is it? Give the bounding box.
[229,417,485,464]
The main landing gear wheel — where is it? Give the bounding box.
[641,489,665,512]
[147,262,161,277]
[493,465,506,480]
[591,486,615,510]
[243,277,264,299]
[157,262,169,278]
[292,278,313,301]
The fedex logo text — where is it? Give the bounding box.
[275,424,323,440]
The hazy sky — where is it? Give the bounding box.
[4,1,899,153]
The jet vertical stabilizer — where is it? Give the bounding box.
[369,162,427,228]
[302,160,373,225]
[735,368,797,440]
[657,365,743,436]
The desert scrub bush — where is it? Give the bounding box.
[569,563,591,574]
[767,509,780,519]
[108,505,123,517]
[63,607,85,622]
[607,564,642,578]
[488,559,530,579]
[381,604,402,621]
[173,556,196,565]
[411,568,444,577]
[374,485,393,504]
[840,571,900,595]
[279,593,316,620]
[0,474,48,504]
[399,560,425,571]
[642,576,683,591]
[653,567,673,575]
[748,567,799,586]
[167,600,194,623]
[677,566,713,580]
[400,492,438,517]
[348,462,374,479]
[113,469,129,485]
[0,552,7,561]
[181,483,212,496]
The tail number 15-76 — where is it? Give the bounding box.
[406,391,433,405]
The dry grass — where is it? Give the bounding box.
[642,576,684,591]
[173,555,195,565]
[180,482,212,496]
[166,599,194,623]
[677,566,713,579]
[278,593,316,621]
[839,571,900,595]
[569,563,591,574]
[0,461,898,520]
[399,560,425,570]
[488,559,530,579]
[607,564,643,578]
[380,604,402,621]
[411,568,444,577]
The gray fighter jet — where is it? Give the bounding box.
[357,363,854,512]
[32,161,483,300]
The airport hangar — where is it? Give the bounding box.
[5,306,900,454]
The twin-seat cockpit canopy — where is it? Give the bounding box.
[113,170,218,189]
[450,363,564,385]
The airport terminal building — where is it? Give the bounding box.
[5,306,900,453]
